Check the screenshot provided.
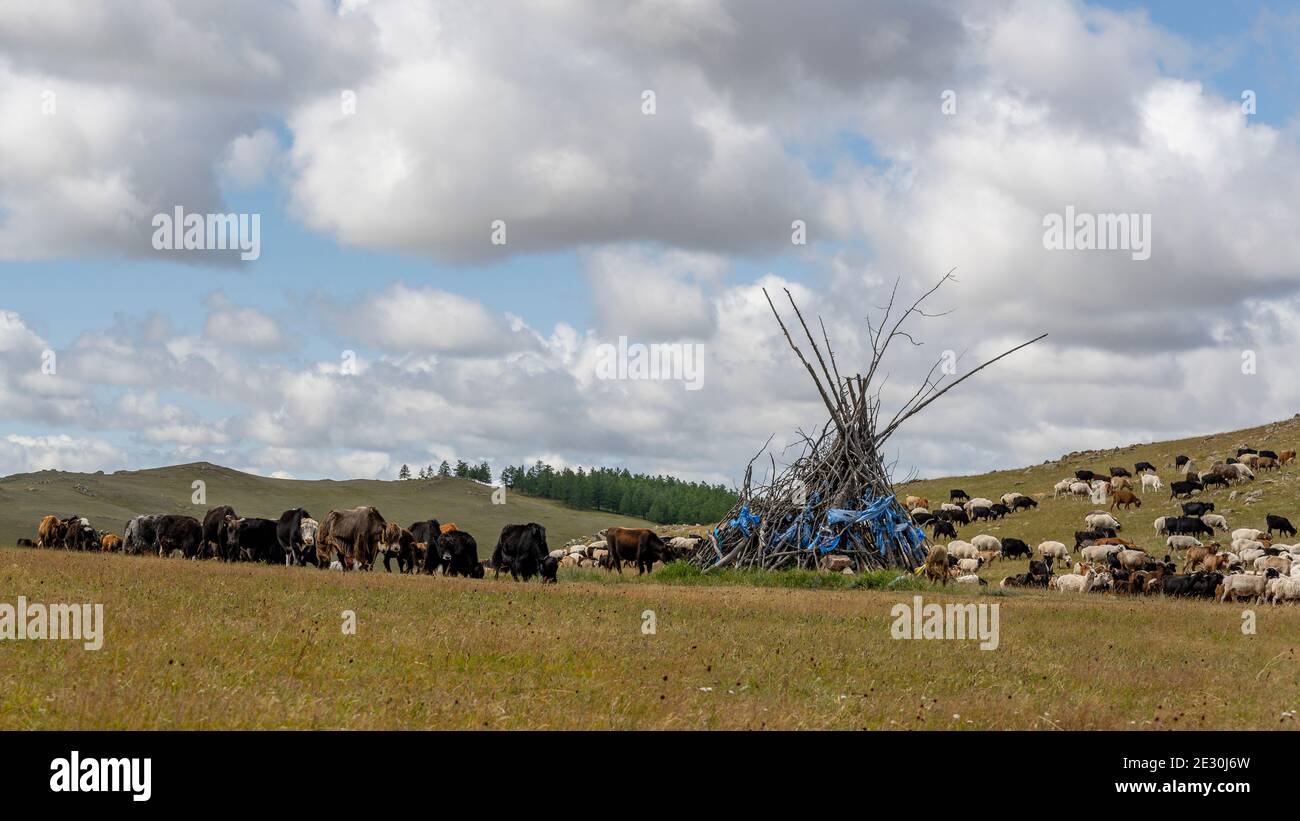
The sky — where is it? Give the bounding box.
[2,0,1300,486]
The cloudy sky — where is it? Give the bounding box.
[2,0,1300,485]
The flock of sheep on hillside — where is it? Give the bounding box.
[907,446,1300,604]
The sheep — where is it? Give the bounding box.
[999,493,1021,507]
[1219,573,1269,604]
[970,534,1002,552]
[1080,543,1123,564]
[1232,528,1265,542]
[946,540,979,560]
[1050,569,1098,592]
[954,574,986,586]
[1200,513,1228,531]
[1140,473,1163,492]
[1069,481,1091,498]
[940,503,964,513]
[956,557,984,574]
[963,498,994,515]
[1166,535,1203,551]
[1053,479,1074,498]
[1037,541,1072,567]
[1085,513,1121,532]
[1255,555,1292,576]
[1116,549,1152,571]
[1153,516,1170,536]
[1265,576,1300,605]
[1231,463,1255,481]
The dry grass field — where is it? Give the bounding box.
[3,547,1299,730]
[6,417,1300,729]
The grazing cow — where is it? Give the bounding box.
[438,530,483,577]
[275,508,314,566]
[1135,461,1157,474]
[1110,490,1141,510]
[124,515,162,556]
[923,545,950,585]
[949,489,969,502]
[1109,467,1131,478]
[930,519,957,540]
[202,506,237,560]
[100,534,123,553]
[605,526,670,574]
[1169,479,1202,499]
[492,523,550,580]
[318,506,387,570]
[155,515,204,558]
[225,517,280,563]
[379,522,420,573]
[539,555,560,583]
[1182,501,1214,517]
[1001,537,1031,559]
[36,515,60,549]
[1266,514,1297,538]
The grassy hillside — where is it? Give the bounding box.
[0,462,655,548]
[897,414,1300,569]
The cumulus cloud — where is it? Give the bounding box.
[202,293,285,350]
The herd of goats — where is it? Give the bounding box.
[17,504,700,581]
[906,446,1300,604]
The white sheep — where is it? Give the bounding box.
[963,498,994,515]
[970,534,1002,552]
[1053,479,1074,497]
[1037,541,1072,567]
[1050,569,1097,592]
[1220,573,1268,603]
[1166,535,1203,551]
[954,574,984,586]
[1153,516,1170,536]
[1200,513,1228,531]
[1080,543,1122,564]
[946,540,979,560]
[1085,512,1121,532]
[1069,482,1091,498]
[1265,576,1300,604]
[956,557,984,574]
[1232,528,1265,542]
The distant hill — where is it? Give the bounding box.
[0,462,656,547]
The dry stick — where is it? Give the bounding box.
[874,333,1048,446]
[764,288,844,435]
[785,288,844,419]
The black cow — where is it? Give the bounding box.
[930,520,957,540]
[124,515,162,555]
[1181,501,1214,517]
[410,520,443,573]
[226,517,280,563]
[438,530,482,577]
[63,517,99,551]
[1010,496,1038,511]
[203,506,236,560]
[1266,514,1297,538]
[1169,479,1202,499]
[1166,516,1213,538]
[156,515,203,558]
[1001,537,1031,559]
[275,508,313,566]
[491,523,548,580]
[1109,466,1131,477]
[949,489,969,502]
[1135,461,1157,474]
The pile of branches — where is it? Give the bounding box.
[694,273,1044,573]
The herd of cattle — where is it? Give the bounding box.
[908,446,1300,604]
[20,505,695,582]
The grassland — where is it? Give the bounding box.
[5,418,1300,729]
[2,548,1298,729]
[0,462,653,548]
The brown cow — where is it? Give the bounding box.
[1109,490,1141,510]
[36,515,60,548]
[100,534,123,553]
[605,527,669,574]
[318,506,387,570]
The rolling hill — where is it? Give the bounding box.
[896,414,1300,560]
[0,462,655,547]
